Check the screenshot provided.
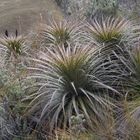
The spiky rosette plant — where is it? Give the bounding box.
[0,35,26,59]
[84,17,137,96]
[25,44,116,131]
[87,17,129,44]
[38,19,82,48]
[0,35,29,74]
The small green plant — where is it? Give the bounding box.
[70,114,86,135]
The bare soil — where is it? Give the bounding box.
[0,0,63,34]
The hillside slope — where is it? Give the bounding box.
[0,0,63,34]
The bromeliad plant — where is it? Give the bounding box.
[38,19,82,48]
[0,34,29,76]
[84,17,131,96]
[86,17,129,45]
[25,44,116,132]
[0,35,26,59]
